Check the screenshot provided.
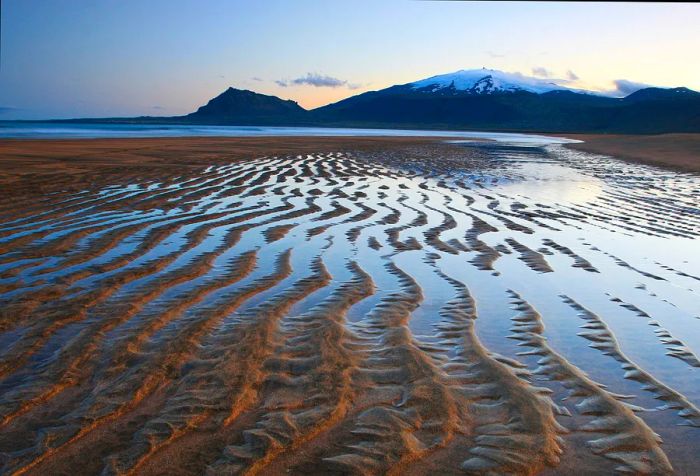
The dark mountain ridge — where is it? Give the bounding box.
[184,87,306,124]
[48,69,700,134]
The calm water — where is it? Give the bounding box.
[0,121,576,144]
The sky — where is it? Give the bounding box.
[1,0,699,119]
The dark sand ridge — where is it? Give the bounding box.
[0,138,699,475]
[560,133,700,173]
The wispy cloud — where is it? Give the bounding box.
[152,105,165,110]
[276,73,359,89]
[531,66,553,78]
[0,106,18,114]
[486,50,505,58]
[251,77,263,82]
[607,79,652,96]
[566,70,579,81]
[292,73,347,88]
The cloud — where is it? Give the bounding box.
[251,77,263,82]
[487,50,505,58]
[608,79,652,96]
[276,73,358,89]
[566,70,580,81]
[532,66,553,78]
[0,106,17,115]
[291,73,349,88]
[152,106,165,110]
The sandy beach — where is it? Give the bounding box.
[0,136,463,188]
[561,133,700,173]
[0,136,699,475]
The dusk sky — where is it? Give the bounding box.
[1,0,699,119]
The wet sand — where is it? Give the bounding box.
[0,136,466,187]
[561,133,700,173]
[0,136,699,475]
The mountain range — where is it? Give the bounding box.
[76,69,700,133]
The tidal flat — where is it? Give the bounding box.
[0,135,698,475]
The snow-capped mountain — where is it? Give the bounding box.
[410,68,582,95]
[311,69,700,133]
[91,68,700,134]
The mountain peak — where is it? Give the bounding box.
[408,69,700,99]
[624,86,700,102]
[186,87,305,123]
[409,68,576,95]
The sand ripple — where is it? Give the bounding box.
[1,141,699,475]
